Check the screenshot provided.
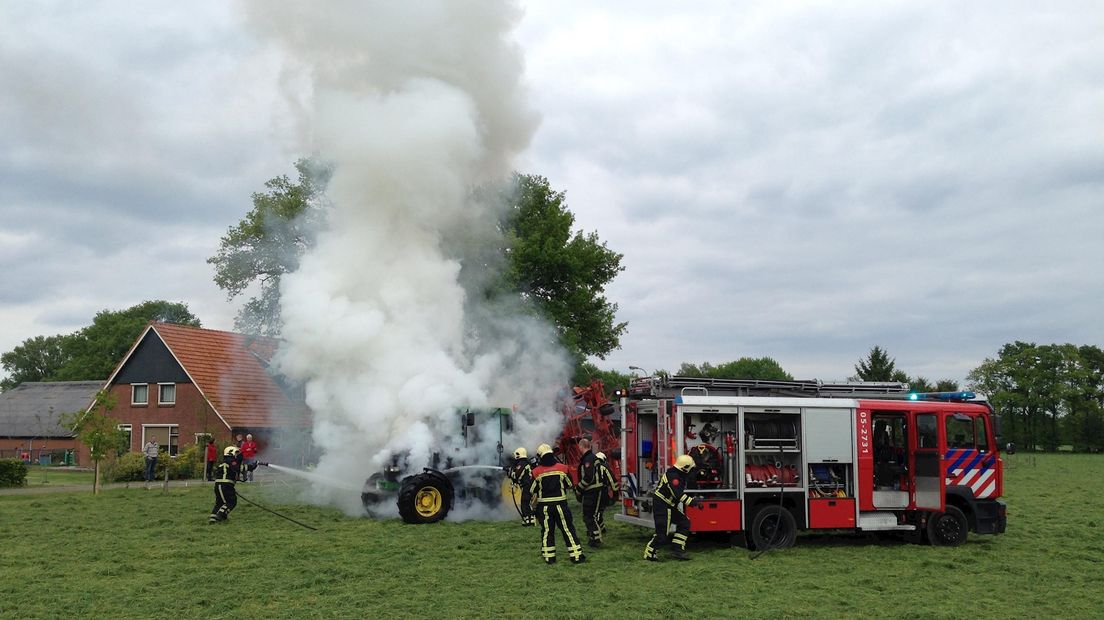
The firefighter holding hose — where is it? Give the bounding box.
[644,453,696,561]
[507,447,535,526]
[209,446,241,524]
[530,443,586,564]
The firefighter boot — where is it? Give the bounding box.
[571,554,587,564]
[671,548,690,561]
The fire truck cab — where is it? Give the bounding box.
[615,377,1007,548]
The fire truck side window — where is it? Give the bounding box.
[974,417,989,452]
[945,415,973,449]
[917,415,938,449]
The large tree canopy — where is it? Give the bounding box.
[209,165,627,365]
[0,300,200,390]
[499,173,626,361]
[207,158,331,336]
[968,342,1104,452]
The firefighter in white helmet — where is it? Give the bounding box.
[643,453,696,561]
[210,446,241,524]
[529,443,586,564]
[507,447,535,526]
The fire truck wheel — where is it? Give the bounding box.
[749,505,797,550]
[398,472,454,524]
[927,505,968,546]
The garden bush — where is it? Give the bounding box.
[0,458,28,487]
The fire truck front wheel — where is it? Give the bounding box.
[927,505,968,546]
[749,505,797,550]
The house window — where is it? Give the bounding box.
[131,384,149,406]
[158,383,176,405]
[169,427,179,456]
[118,424,132,452]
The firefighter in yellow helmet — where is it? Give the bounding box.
[507,447,535,526]
[529,443,586,564]
[643,453,696,561]
[594,451,619,536]
[210,446,241,523]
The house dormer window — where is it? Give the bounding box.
[132,384,149,406]
[158,383,176,405]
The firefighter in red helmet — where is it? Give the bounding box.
[644,454,696,561]
[530,443,586,564]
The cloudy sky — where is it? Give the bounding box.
[2,1,1101,385]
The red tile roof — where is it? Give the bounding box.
[150,323,306,429]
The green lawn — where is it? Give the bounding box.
[1,453,1101,619]
[22,465,95,488]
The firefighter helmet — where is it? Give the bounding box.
[595,451,607,461]
[674,454,694,472]
[224,446,240,457]
[513,447,528,459]
[536,443,553,457]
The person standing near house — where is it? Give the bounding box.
[240,434,259,482]
[143,438,159,483]
[204,438,218,481]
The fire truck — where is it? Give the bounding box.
[614,376,1007,548]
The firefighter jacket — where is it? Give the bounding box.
[530,462,575,504]
[576,450,602,492]
[215,458,240,484]
[508,457,534,487]
[596,458,618,496]
[653,467,694,512]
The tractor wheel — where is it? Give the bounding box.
[927,505,968,546]
[749,505,797,550]
[398,472,454,524]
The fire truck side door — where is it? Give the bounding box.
[912,413,943,510]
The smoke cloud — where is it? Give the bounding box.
[243,1,569,515]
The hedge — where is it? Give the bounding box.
[0,458,29,487]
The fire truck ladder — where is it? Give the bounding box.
[628,376,911,399]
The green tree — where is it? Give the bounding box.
[967,342,1103,452]
[207,158,332,336]
[573,362,633,394]
[0,334,70,391]
[853,346,907,382]
[677,358,794,381]
[499,174,626,361]
[210,167,628,366]
[52,301,200,381]
[67,390,127,494]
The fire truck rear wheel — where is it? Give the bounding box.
[927,505,968,546]
[398,472,454,524]
[749,505,797,550]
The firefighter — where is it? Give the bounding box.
[643,453,696,561]
[575,438,604,546]
[507,447,535,526]
[594,451,619,536]
[530,443,586,564]
[209,446,241,524]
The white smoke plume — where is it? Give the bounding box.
[242,1,570,515]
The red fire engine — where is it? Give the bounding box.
[615,376,1007,548]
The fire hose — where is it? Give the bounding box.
[235,464,318,530]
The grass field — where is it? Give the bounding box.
[21,465,95,488]
[1,453,1101,619]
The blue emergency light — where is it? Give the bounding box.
[908,391,976,402]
